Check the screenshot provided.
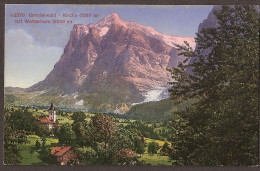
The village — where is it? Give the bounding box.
[4,103,173,166]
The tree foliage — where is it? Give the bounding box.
[84,114,138,165]
[57,123,76,146]
[4,125,25,165]
[4,107,28,164]
[147,141,159,155]
[71,111,86,123]
[168,6,259,166]
[134,137,146,156]
[6,108,49,136]
[71,111,88,147]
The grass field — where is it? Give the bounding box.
[135,138,172,166]
[18,136,172,166]
[139,153,172,166]
[145,138,171,147]
[18,135,58,165]
[56,115,73,124]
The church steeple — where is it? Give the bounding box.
[49,103,56,122]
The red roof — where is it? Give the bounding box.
[39,117,56,124]
[51,146,72,156]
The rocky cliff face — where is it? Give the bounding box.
[28,13,195,113]
[186,6,220,74]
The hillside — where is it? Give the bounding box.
[126,99,191,121]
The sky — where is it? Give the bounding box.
[5,4,213,88]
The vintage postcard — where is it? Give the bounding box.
[4,4,259,166]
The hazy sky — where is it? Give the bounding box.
[5,4,213,88]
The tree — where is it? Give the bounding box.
[134,137,146,157]
[85,114,118,164]
[71,111,86,123]
[147,141,159,155]
[4,107,27,165]
[4,126,24,164]
[57,123,76,146]
[160,142,172,156]
[38,146,57,164]
[109,128,137,165]
[162,142,169,150]
[71,111,88,147]
[72,121,88,147]
[168,6,259,166]
[41,137,47,147]
[7,108,49,136]
[29,147,35,158]
[84,114,138,165]
[35,140,41,149]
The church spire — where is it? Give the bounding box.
[49,102,56,122]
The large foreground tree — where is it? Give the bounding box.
[84,114,136,165]
[168,6,259,166]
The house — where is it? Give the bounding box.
[51,146,79,165]
[160,146,173,156]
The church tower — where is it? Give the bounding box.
[49,103,56,122]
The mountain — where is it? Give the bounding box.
[186,6,220,74]
[11,13,196,113]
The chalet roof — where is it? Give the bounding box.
[51,146,72,156]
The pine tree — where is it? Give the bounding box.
[168,6,259,166]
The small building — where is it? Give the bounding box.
[51,146,79,165]
[38,116,56,129]
[35,103,61,130]
[160,146,173,156]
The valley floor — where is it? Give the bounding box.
[18,135,172,166]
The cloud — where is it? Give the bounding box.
[5,29,63,88]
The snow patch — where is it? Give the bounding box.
[39,90,46,95]
[132,87,170,105]
[73,92,78,99]
[75,99,84,105]
[99,27,109,37]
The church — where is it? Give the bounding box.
[36,103,61,130]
